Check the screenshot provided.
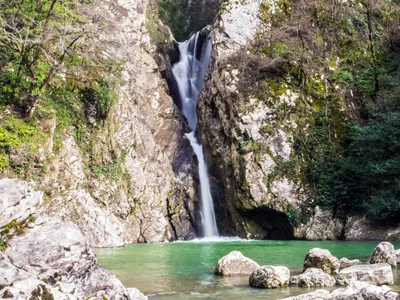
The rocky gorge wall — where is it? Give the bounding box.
[2,0,399,249]
[0,0,204,248]
[197,0,400,241]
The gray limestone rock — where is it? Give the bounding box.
[291,268,336,287]
[339,257,363,269]
[345,217,400,241]
[394,249,400,264]
[2,218,142,299]
[249,265,290,288]
[369,242,397,267]
[336,263,394,286]
[281,289,330,300]
[329,281,398,300]
[303,248,340,275]
[0,178,42,228]
[215,251,259,276]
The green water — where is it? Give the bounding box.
[96,240,400,299]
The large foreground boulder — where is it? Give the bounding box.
[1,218,145,299]
[336,263,393,286]
[215,251,259,276]
[249,266,290,288]
[303,248,340,275]
[369,242,397,267]
[291,268,336,287]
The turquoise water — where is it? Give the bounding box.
[96,240,400,299]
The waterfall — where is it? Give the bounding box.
[172,30,219,238]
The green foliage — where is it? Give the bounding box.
[156,0,221,41]
[231,0,400,225]
[0,114,46,175]
[0,0,121,178]
[315,112,400,224]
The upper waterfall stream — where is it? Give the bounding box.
[172,31,219,238]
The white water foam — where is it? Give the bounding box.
[172,31,219,238]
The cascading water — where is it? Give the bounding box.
[172,30,219,238]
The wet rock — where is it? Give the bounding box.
[339,257,362,269]
[282,289,330,300]
[369,242,397,267]
[215,251,259,276]
[329,281,398,299]
[291,268,336,287]
[249,266,290,288]
[336,263,393,286]
[303,248,340,275]
[0,178,42,227]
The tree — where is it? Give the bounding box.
[0,0,91,117]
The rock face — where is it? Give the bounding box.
[37,0,200,247]
[197,0,302,239]
[1,218,145,299]
[339,257,362,269]
[336,263,394,286]
[297,207,344,241]
[249,266,290,288]
[291,268,336,287]
[215,251,260,276]
[0,179,42,228]
[369,242,397,267]
[345,217,400,241]
[303,248,340,275]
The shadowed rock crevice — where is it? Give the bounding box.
[239,207,295,240]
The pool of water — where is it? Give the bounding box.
[96,239,400,299]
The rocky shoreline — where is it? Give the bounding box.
[215,242,400,299]
[0,179,146,299]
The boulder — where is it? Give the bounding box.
[339,257,362,269]
[369,242,397,267]
[329,281,398,300]
[303,248,340,275]
[291,268,336,287]
[215,251,259,276]
[336,263,393,286]
[2,218,141,299]
[0,179,42,227]
[281,289,330,300]
[249,266,290,288]
[394,249,400,264]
